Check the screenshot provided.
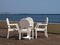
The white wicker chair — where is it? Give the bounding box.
[35,17,48,38]
[19,17,34,40]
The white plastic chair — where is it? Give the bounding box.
[6,18,20,39]
[19,17,34,40]
[35,17,48,38]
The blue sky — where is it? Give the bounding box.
[0,0,60,14]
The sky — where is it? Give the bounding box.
[0,0,60,14]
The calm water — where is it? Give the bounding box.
[0,14,60,23]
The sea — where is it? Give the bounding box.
[0,14,60,23]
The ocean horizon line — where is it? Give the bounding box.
[0,13,60,15]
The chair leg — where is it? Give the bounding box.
[7,31,9,39]
[27,28,31,40]
[32,30,34,39]
[35,30,37,39]
[17,26,21,40]
[28,31,31,40]
[19,32,21,40]
[44,30,48,38]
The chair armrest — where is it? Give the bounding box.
[9,23,19,29]
[9,23,18,26]
[37,22,48,26]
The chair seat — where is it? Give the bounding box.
[9,28,18,31]
[36,28,45,31]
[21,29,31,33]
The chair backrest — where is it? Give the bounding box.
[45,17,48,25]
[26,17,34,27]
[19,18,30,29]
[26,17,33,22]
[6,18,10,25]
[6,18,10,28]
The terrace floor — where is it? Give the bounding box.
[0,29,60,45]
